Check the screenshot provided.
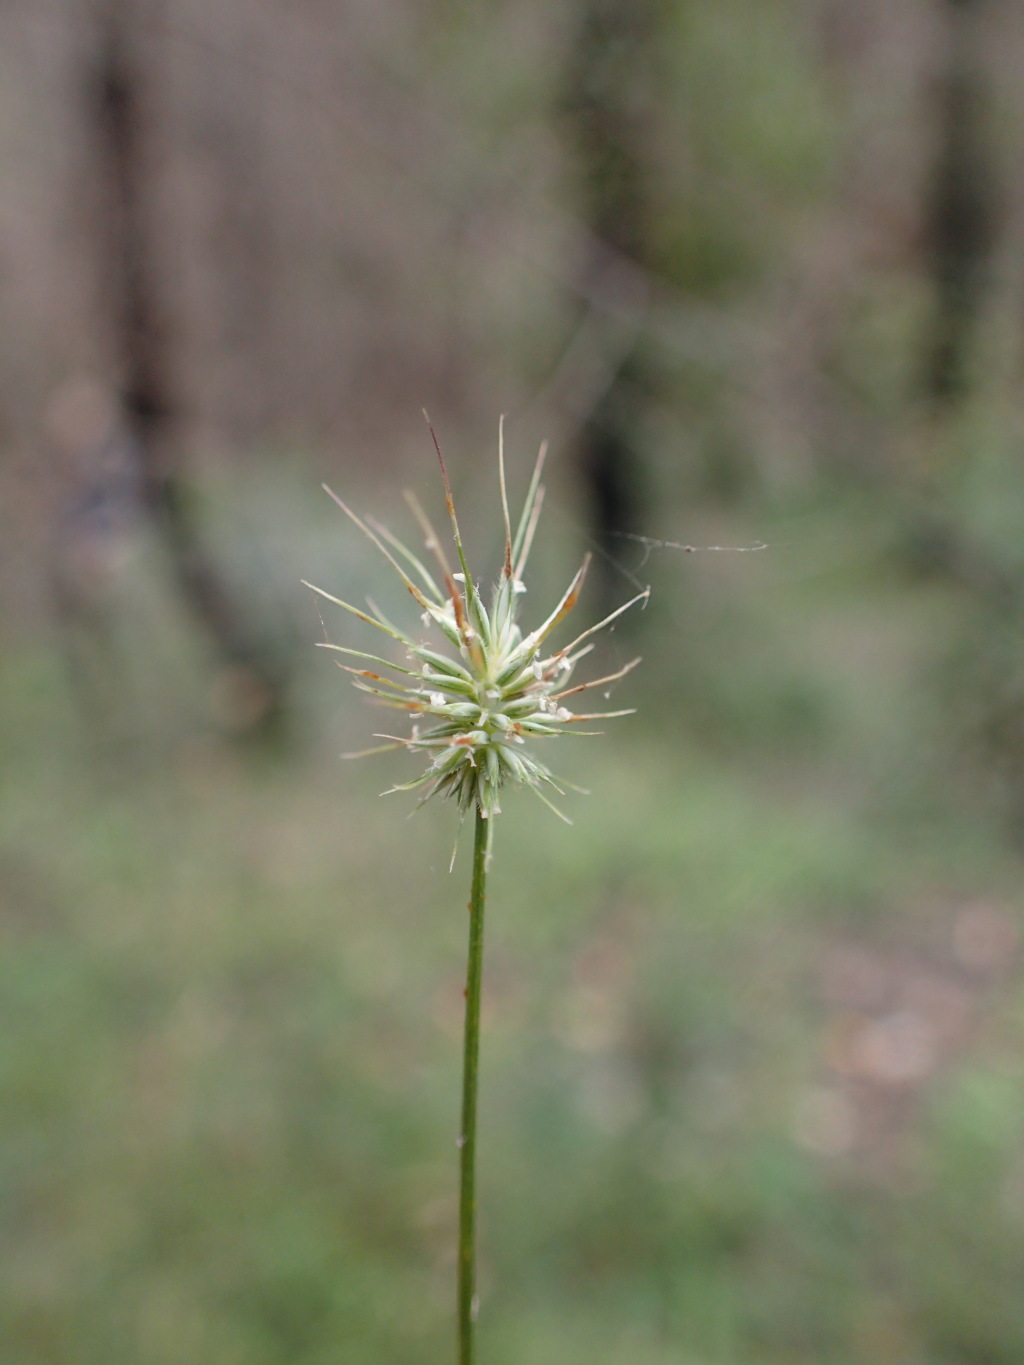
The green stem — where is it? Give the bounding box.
[458,807,491,1365]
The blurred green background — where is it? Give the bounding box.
[5,1,1024,1361]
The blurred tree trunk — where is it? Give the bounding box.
[923,0,995,407]
[562,0,658,614]
[905,0,1001,603]
[93,0,289,739]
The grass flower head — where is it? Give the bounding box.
[304,419,647,822]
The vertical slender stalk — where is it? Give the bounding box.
[458,807,491,1365]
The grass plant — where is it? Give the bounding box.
[304,419,646,1363]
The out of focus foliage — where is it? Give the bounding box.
[4,1,1024,1363]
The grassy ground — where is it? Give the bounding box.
[3,479,1024,1365]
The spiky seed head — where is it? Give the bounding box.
[304,420,648,822]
